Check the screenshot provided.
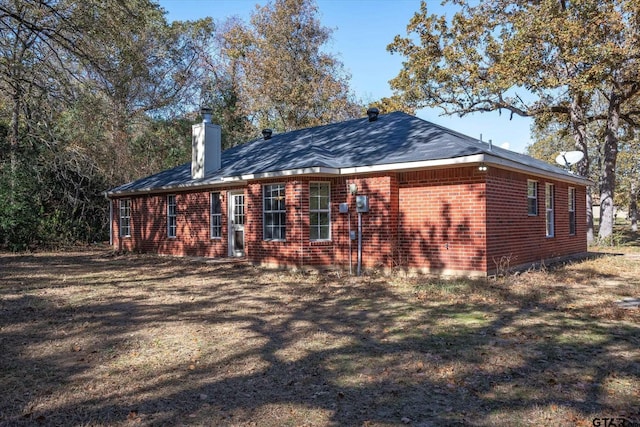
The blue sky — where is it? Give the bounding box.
[159,0,534,153]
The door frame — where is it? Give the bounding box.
[228,190,245,257]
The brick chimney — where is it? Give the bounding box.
[191,107,221,179]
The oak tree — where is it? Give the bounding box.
[216,0,361,133]
[388,0,640,242]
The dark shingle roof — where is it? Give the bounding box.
[107,111,587,195]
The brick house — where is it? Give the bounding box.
[106,109,590,276]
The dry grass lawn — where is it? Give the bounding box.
[1,247,639,426]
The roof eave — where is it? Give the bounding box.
[340,154,591,185]
[104,166,339,198]
[338,154,487,175]
[238,166,340,180]
[105,154,591,198]
[482,154,593,186]
[104,178,247,198]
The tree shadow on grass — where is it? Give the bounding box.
[1,251,639,426]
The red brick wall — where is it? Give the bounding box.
[110,166,587,275]
[111,175,398,270]
[397,167,488,275]
[245,175,397,270]
[485,169,587,272]
[111,189,235,257]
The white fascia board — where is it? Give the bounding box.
[339,154,592,186]
[106,154,591,198]
[105,178,246,198]
[238,166,340,180]
[338,155,486,175]
[482,154,593,186]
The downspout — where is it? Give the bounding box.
[298,182,303,270]
[348,211,352,275]
[357,211,362,276]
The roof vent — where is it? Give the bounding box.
[262,128,273,140]
[366,107,379,122]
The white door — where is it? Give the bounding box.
[228,191,245,257]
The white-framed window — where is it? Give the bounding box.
[527,180,538,216]
[263,183,286,240]
[119,199,131,237]
[210,192,222,239]
[310,182,331,241]
[167,195,177,238]
[545,183,554,237]
[568,187,576,236]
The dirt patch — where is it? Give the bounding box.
[1,248,639,426]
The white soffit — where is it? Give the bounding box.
[107,154,591,197]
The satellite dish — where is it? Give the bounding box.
[555,151,584,168]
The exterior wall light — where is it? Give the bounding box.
[478,162,488,172]
[349,183,358,195]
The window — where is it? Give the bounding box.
[167,195,177,238]
[568,187,576,235]
[545,183,554,237]
[263,184,286,240]
[210,192,222,239]
[527,180,538,216]
[119,199,131,237]
[310,182,331,240]
[232,193,246,226]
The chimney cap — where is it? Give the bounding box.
[366,107,380,122]
[201,107,213,123]
[262,128,273,140]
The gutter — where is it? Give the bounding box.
[481,154,593,186]
[339,154,592,186]
[104,154,592,198]
[103,179,249,198]
[238,166,339,181]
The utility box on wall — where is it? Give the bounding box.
[356,195,369,213]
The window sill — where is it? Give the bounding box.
[310,240,332,245]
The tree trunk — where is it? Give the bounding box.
[598,91,621,243]
[9,88,20,200]
[586,192,595,242]
[569,92,594,244]
[5,82,22,246]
